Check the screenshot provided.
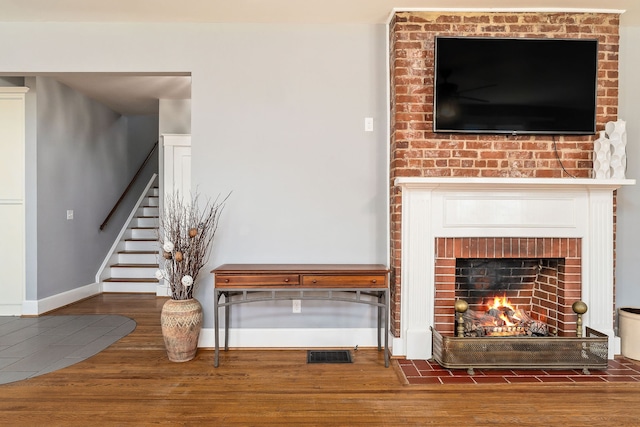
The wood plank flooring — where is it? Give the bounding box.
[1,294,640,426]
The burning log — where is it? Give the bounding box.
[460,304,549,337]
[528,320,548,336]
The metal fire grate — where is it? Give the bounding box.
[307,350,352,364]
[431,327,608,374]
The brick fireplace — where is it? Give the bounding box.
[392,178,632,360]
[387,11,631,360]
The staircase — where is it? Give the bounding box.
[101,185,160,293]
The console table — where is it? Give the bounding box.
[212,264,389,367]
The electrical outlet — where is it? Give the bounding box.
[292,299,302,313]
[66,210,74,220]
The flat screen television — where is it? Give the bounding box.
[433,37,598,135]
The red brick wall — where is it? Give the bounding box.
[389,12,620,336]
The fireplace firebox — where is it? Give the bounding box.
[435,237,581,337]
[455,257,562,336]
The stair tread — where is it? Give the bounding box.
[111,263,159,268]
[131,227,157,230]
[103,278,159,283]
[125,238,156,242]
[118,250,158,254]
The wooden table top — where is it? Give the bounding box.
[212,264,389,274]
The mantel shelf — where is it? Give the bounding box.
[395,177,635,191]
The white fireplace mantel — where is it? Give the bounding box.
[395,177,634,191]
[393,177,635,360]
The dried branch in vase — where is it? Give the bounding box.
[157,191,229,300]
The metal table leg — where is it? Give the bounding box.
[214,291,220,367]
[384,290,389,368]
[225,292,230,351]
[377,292,382,351]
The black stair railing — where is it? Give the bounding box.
[99,140,158,231]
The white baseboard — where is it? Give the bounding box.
[22,282,101,315]
[198,327,386,349]
[613,335,621,355]
[391,336,405,357]
[0,304,23,316]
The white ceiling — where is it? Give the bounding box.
[2,0,637,115]
[0,0,637,24]
[51,74,192,116]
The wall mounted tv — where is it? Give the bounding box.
[433,37,598,135]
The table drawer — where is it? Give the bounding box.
[301,275,386,288]
[216,274,300,288]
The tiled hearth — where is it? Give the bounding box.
[398,357,640,385]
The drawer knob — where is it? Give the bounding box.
[284,279,289,282]
[371,279,377,283]
[224,279,230,283]
[312,280,317,284]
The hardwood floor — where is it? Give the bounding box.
[1,294,640,426]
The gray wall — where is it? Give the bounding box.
[0,19,635,329]
[31,77,158,299]
[24,77,38,300]
[193,25,388,327]
[0,77,25,86]
[617,23,640,309]
[0,22,388,328]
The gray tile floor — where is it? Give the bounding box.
[0,314,136,385]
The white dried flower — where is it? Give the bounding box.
[163,241,175,252]
[181,275,194,287]
[155,270,165,280]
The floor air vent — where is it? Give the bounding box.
[307,350,352,364]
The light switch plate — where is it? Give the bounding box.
[365,117,374,132]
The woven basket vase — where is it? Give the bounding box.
[160,298,203,362]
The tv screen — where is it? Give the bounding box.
[433,37,598,135]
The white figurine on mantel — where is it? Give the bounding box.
[593,130,611,179]
[606,119,627,179]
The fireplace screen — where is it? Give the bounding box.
[432,326,608,375]
[431,257,609,374]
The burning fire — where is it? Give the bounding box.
[486,296,521,328]
[487,295,515,312]
[460,294,550,337]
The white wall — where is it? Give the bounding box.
[160,99,191,134]
[0,23,388,329]
[617,23,640,309]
